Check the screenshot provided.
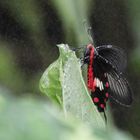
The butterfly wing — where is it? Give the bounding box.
[94,52,133,106]
[96,45,127,72]
[107,70,133,106]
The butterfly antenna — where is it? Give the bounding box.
[71,47,84,51]
[83,20,94,44]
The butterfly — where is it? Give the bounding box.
[82,43,133,121]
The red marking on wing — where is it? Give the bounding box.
[105,92,109,98]
[87,44,95,91]
[93,97,99,103]
[100,104,105,109]
[106,82,109,88]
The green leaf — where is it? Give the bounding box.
[40,44,105,128]
[39,44,73,105]
[40,58,62,105]
[61,44,105,129]
[0,93,135,140]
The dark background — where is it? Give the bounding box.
[0,0,139,138]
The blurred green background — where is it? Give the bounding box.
[0,0,139,139]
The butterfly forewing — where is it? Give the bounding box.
[96,45,127,72]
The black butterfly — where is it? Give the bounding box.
[82,43,133,121]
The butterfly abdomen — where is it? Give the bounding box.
[87,44,95,91]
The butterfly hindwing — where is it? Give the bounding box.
[107,71,133,106]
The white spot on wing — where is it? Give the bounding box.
[94,77,104,91]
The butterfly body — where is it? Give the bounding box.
[83,44,133,113]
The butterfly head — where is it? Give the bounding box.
[83,44,97,64]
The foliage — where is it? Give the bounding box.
[39,44,135,140]
[0,87,135,140]
[40,44,105,128]
[52,0,91,44]
[0,0,139,139]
